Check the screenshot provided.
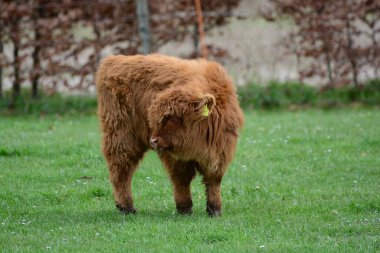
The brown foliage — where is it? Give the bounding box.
[263,0,380,87]
[0,0,241,101]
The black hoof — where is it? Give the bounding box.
[176,201,193,215]
[116,204,137,215]
[207,204,221,217]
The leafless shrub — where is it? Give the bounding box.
[262,0,380,88]
[0,0,241,106]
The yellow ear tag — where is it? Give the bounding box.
[201,105,210,117]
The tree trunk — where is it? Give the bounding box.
[13,42,20,96]
[370,24,379,78]
[0,26,3,99]
[10,39,20,108]
[324,45,334,87]
[32,25,40,99]
[93,22,101,66]
[32,2,45,99]
[345,20,359,87]
[9,19,21,109]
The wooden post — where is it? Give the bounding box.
[194,0,208,59]
[135,0,151,54]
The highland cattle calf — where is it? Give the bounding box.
[96,54,244,216]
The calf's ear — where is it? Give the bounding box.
[197,93,216,117]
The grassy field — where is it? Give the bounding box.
[0,109,379,252]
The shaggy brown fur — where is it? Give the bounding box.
[96,54,244,216]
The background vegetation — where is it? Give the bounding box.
[1,79,379,116]
[1,0,380,109]
[0,0,240,107]
[238,79,380,110]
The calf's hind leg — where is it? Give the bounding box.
[160,155,196,214]
[102,132,145,214]
[108,152,144,214]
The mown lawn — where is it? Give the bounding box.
[0,109,379,252]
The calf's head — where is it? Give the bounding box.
[148,88,216,156]
[149,116,182,150]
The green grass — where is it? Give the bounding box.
[0,109,379,252]
[238,80,380,109]
[0,90,97,115]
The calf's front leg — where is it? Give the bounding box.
[161,155,196,214]
[203,175,223,217]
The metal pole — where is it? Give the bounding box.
[135,0,151,54]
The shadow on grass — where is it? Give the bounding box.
[30,206,216,228]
